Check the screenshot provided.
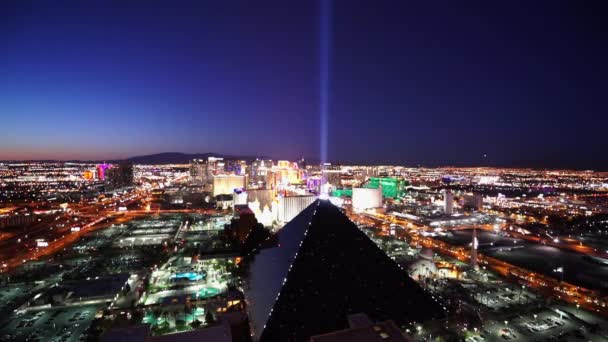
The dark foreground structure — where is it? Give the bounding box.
[243,200,444,341]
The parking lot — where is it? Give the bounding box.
[474,284,539,310]
[476,306,608,341]
[0,284,33,313]
[0,305,101,342]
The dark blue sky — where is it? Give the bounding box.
[1,1,607,169]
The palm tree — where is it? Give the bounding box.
[205,307,215,325]
[190,319,202,329]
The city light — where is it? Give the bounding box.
[1,1,607,341]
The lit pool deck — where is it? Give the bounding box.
[170,272,205,281]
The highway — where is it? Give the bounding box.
[346,209,608,317]
[0,188,149,271]
[0,184,224,274]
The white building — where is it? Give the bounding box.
[277,195,317,223]
[352,187,383,211]
[249,199,277,227]
[213,175,245,196]
[232,190,248,208]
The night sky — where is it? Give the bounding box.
[1,1,607,169]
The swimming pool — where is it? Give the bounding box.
[170,272,205,281]
[196,287,220,298]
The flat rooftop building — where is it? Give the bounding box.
[102,322,232,342]
[311,314,413,342]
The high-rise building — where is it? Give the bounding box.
[352,187,383,211]
[249,159,273,188]
[247,189,274,210]
[208,157,224,179]
[105,162,134,190]
[190,157,226,186]
[97,164,110,180]
[225,159,247,175]
[247,190,277,227]
[443,190,454,215]
[212,175,245,196]
[232,189,248,208]
[277,194,317,223]
[190,159,207,185]
[297,157,306,170]
[306,176,322,193]
[365,177,406,198]
[471,228,479,270]
[243,200,444,341]
[322,163,342,188]
[269,161,300,188]
[463,193,483,210]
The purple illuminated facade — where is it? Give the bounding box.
[97,164,110,180]
[307,177,322,192]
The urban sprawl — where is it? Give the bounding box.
[1,158,608,341]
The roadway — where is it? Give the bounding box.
[0,186,222,274]
[0,189,149,271]
[346,209,608,317]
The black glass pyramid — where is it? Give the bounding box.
[243,200,444,342]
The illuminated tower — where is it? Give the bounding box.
[471,228,479,271]
[249,159,273,188]
[97,164,110,180]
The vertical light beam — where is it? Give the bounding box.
[319,0,331,166]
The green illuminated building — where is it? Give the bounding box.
[365,177,406,198]
[331,188,352,197]
[330,177,407,199]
